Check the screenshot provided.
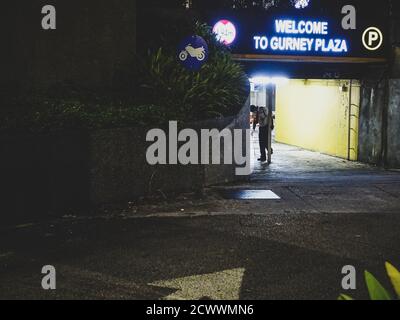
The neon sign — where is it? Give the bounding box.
[213,20,237,45]
[291,0,311,9]
[275,20,328,35]
[253,19,348,54]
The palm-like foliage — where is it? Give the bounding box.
[339,262,400,301]
[136,23,249,123]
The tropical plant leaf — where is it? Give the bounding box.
[365,271,392,300]
[385,262,400,299]
[338,294,354,301]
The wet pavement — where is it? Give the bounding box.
[1,139,400,300]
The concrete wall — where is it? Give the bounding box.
[387,1,400,167]
[387,79,400,167]
[394,48,400,77]
[358,76,400,168]
[358,3,400,168]
[0,99,250,224]
[2,0,137,95]
[0,131,91,224]
[203,98,251,186]
[381,2,400,168]
[90,99,250,204]
[386,2,400,167]
[88,127,204,205]
[358,78,387,165]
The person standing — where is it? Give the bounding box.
[257,106,269,163]
[250,105,258,132]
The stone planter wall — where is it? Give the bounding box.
[0,99,250,224]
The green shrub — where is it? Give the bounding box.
[339,262,400,300]
[1,21,248,133]
[0,98,165,133]
[135,22,249,123]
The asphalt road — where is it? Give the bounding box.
[1,145,400,300]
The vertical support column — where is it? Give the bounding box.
[386,0,400,167]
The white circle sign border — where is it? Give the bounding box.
[362,27,383,51]
[213,20,237,46]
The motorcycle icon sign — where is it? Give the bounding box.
[179,45,206,62]
[177,35,209,71]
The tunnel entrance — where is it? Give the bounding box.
[249,77,362,176]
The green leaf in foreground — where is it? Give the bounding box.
[365,271,392,300]
[386,262,400,299]
[338,294,354,301]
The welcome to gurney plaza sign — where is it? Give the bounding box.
[209,0,389,60]
[253,19,348,54]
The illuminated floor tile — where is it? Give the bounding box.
[220,190,281,200]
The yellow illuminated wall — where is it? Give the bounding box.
[275,79,360,160]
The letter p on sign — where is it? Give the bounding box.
[362,27,383,51]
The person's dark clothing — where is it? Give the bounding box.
[253,112,258,131]
[259,125,269,161]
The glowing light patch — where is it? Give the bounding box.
[213,20,237,45]
[250,76,289,85]
[291,0,310,9]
